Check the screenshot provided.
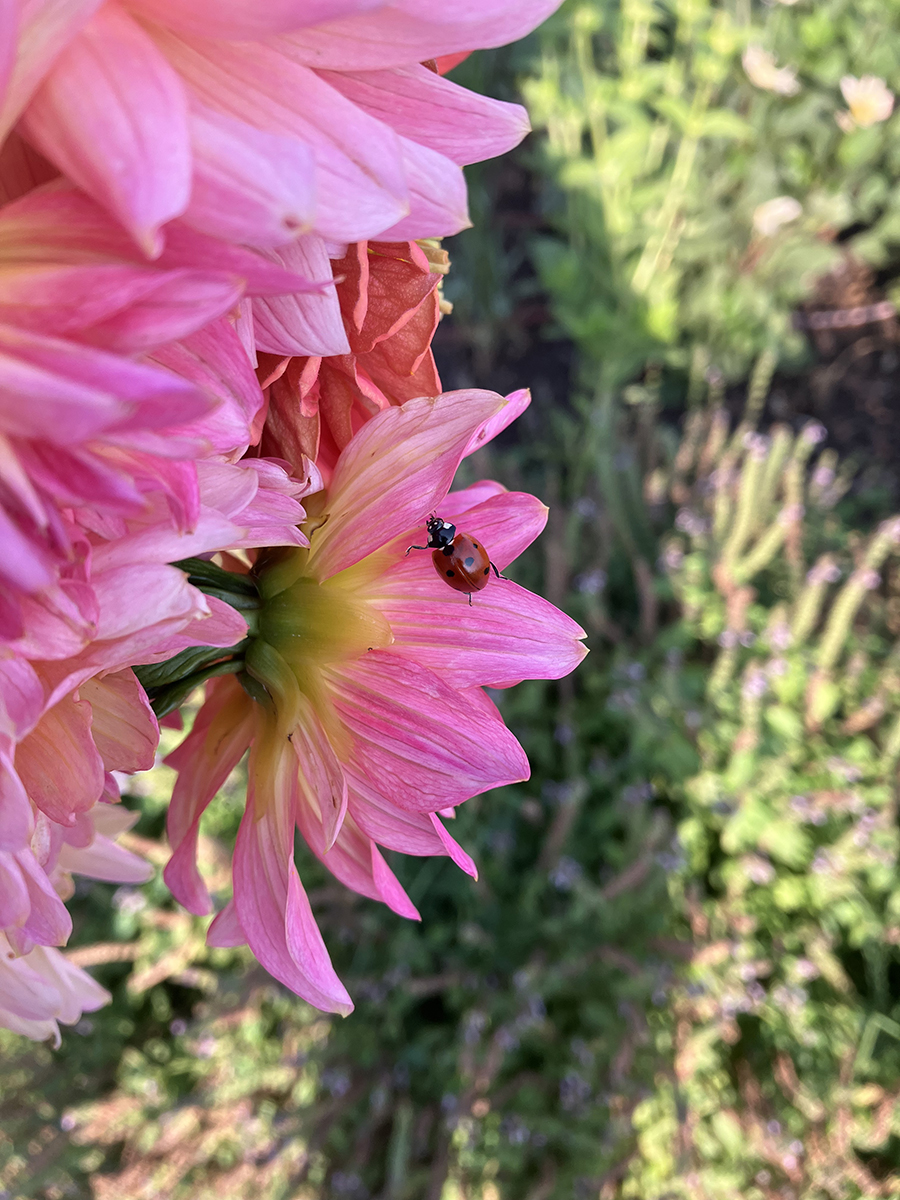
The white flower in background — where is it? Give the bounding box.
[837,75,895,130]
[743,45,800,96]
[753,196,803,237]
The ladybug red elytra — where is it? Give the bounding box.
[406,515,503,604]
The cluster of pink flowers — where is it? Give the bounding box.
[0,0,582,1039]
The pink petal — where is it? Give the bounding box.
[322,65,530,166]
[291,693,348,851]
[326,649,529,813]
[397,488,548,572]
[0,655,44,742]
[253,237,348,357]
[279,0,562,70]
[150,30,410,241]
[463,387,531,457]
[15,692,104,824]
[164,676,254,915]
[0,852,30,928]
[206,898,245,947]
[429,812,477,878]
[185,100,317,248]
[24,943,109,1022]
[234,730,353,1013]
[377,574,588,689]
[150,317,265,458]
[57,832,152,883]
[77,669,158,773]
[308,390,505,582]
[15,849,73,944]
[373,136,469,240]
[0,0,103,141]
[129,0,382,39]
[0,939,62,1019]
[21,5,191,256]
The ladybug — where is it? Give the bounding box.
[407,515,503,604]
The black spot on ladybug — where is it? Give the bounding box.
[446,569,455,577]
[464,556,475,569]
[473,543,478,548]
[483,567,489,575]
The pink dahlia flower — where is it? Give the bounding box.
[5,0,555,256]
[164,389,587,1014]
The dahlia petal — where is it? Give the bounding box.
[76,669,158,773]
[0,941,61,1019]
[370,842,421,917]
[125,595,249,668]
[150,318,265,458]
[233,732,353,1013]
[0,324,210,442]
[185,101,316,248]
[0,654,43,742]
[0,506,55,592]
[57,832,153,883]
[90,562,210,642]
[129,0,382,39]
[15,849,73,944]
[20,5,192,255]
[0,0,103,140]
[0,132,57,205]
[326,650,529,813]
[346,766,466,857]
[164,676,254,915]
[24,943,109,1023]
[291,693,348,851]
[321,65,530,166]
[253,236,349,357]
[429,811,477,878]
[0,853,30,928]
[150,30,410,241]
[463,387,531,457]
[15,692,104,824]
[377,572,587,689]
[206,898,245,947]
[374,137,469,240]
[279,0,561,71]
[308,390,505,581]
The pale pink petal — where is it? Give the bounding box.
[129,0,382,39]
[279,1,561,71]
[463,387,531,458]
[373,136,469,240]
[15,692,104,824]
[57,832,152,883]
[15,849,73,943]
[253,236,349,357]
[0,656,44,741]
[0,0,103,140]
[0,752,36,852]
[233,732,353,1013]
[76,669,158,773]
[0,853,30,928]
[21,5,192,255]
[150,30,410,241]
[164,676,254,915]
[307,390,505,582]
[24,943,109,1022]
[0,938,61,1019]
[90,562,210,642]
[326,650,529,813]
[185,100,316,248]
[320,65,530,166]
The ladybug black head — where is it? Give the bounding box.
[425,515,456,550]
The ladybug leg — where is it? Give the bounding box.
[489,561,506,580]
[468,593,473,607]
[405,544,429,555]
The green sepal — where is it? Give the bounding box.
[172,557,260,603]
[141,658,247,719]
[135,640,249,692]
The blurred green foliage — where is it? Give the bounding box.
[4,2,900,1198]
